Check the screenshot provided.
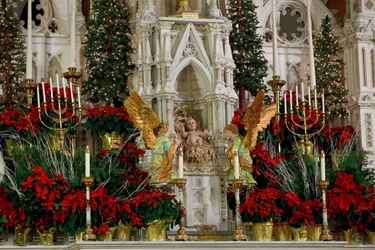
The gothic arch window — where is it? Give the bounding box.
[264,2,308,45]
[287,63,301,88]
[362,48,367,87]
[19,0,63,35]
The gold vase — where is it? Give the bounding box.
[100,131,123,150]
[113,220,132,241]
[273,224,292,241]
[251,221,274,241]
[365,229,375,244]
[306,224,322,241]
[14,225,31,246]
[75,231,84,241]
[343,227,357,244]
[291,225,307,241]
[99,226,117,241]
[146,220,167,241]
[37,227,56,245]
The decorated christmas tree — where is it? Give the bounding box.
[227,0,268,109]
[0,1,25,106]
[82,0,135,106]
[313,15,348,121]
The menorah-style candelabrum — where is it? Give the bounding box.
[283,82,325,157]
[36,73,82,153]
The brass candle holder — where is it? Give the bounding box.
[228,178,248,241]
[81,176,96,241]
[267,75,286,155]
[173,178,189,241]
[318,180,333,241]
[63,67,82,86]
[20,79,38,108]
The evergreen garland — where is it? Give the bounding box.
[82,0,135,106]
[0,1,25,105]
[313,15,348,120]
[227,0,268,101]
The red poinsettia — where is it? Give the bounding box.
[85,106,134,137]
[322,125,354,149]
[327,171,367,231]
[129,190,184,228]
[0,186,23,233]
[0,108,41,137]
[19,166,69,230]
[240,187,283,223]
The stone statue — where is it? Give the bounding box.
[225,90,277,185]
[124,90,181,183]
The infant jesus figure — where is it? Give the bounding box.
[176,118,216,164]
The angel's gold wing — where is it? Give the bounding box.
[124,90,159,149]
[243,89,277,151]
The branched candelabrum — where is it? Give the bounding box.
[283,83,325,157]
[36,74,82,153]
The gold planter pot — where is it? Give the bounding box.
[99,226,117,241]
[14,225,31,246]
[306,224,322,241]
[37,227,56,245]
[343,227,357,244]
[251,221,274,241]
[114,221,132,241]
[291,225,307,241]
[365,229,375,244]
[273,224,292,241]
[146,220,167,241]
[100,131,124,150]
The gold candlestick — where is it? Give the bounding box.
[228,179,248,241]
[82,177,96,241]
[20,79,38,108]
[174,178,189,241]
[318,180,333,241]
[63,67,82,86]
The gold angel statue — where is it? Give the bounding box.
[124,90,181,183]
[224,89,276,185]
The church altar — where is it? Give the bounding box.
[0,241,373,250]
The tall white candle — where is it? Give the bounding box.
[322,93,325,113]
[70,0,76,68]
[85,146,90,177]
[70,81,74,102]
[307,0,316,89]
[62,78,67,98]
[178,148,184,179]
[77,86,81,108]
[272,0,279,76]
[26,0,32,79]
[55,72,60,92]
[284,90,287,113]
[49,77,53,99]
[37,85,40,108]
[42,80,46,102]
[290,90,293,110]
[314,88,317,110]
[296,85,299,105]
[301,82,305,101]
[308,86,311,107]
[320,151,326,181]
[234,150,239,179]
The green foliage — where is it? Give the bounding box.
[82,0,135,106]
[227,0,268,96]
[0,2,25,105]
[313,15,348,121]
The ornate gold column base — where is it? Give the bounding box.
[320,226,333,241]
[82,225,96,241]
[232,225,248,241]
[63,67,82,85]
